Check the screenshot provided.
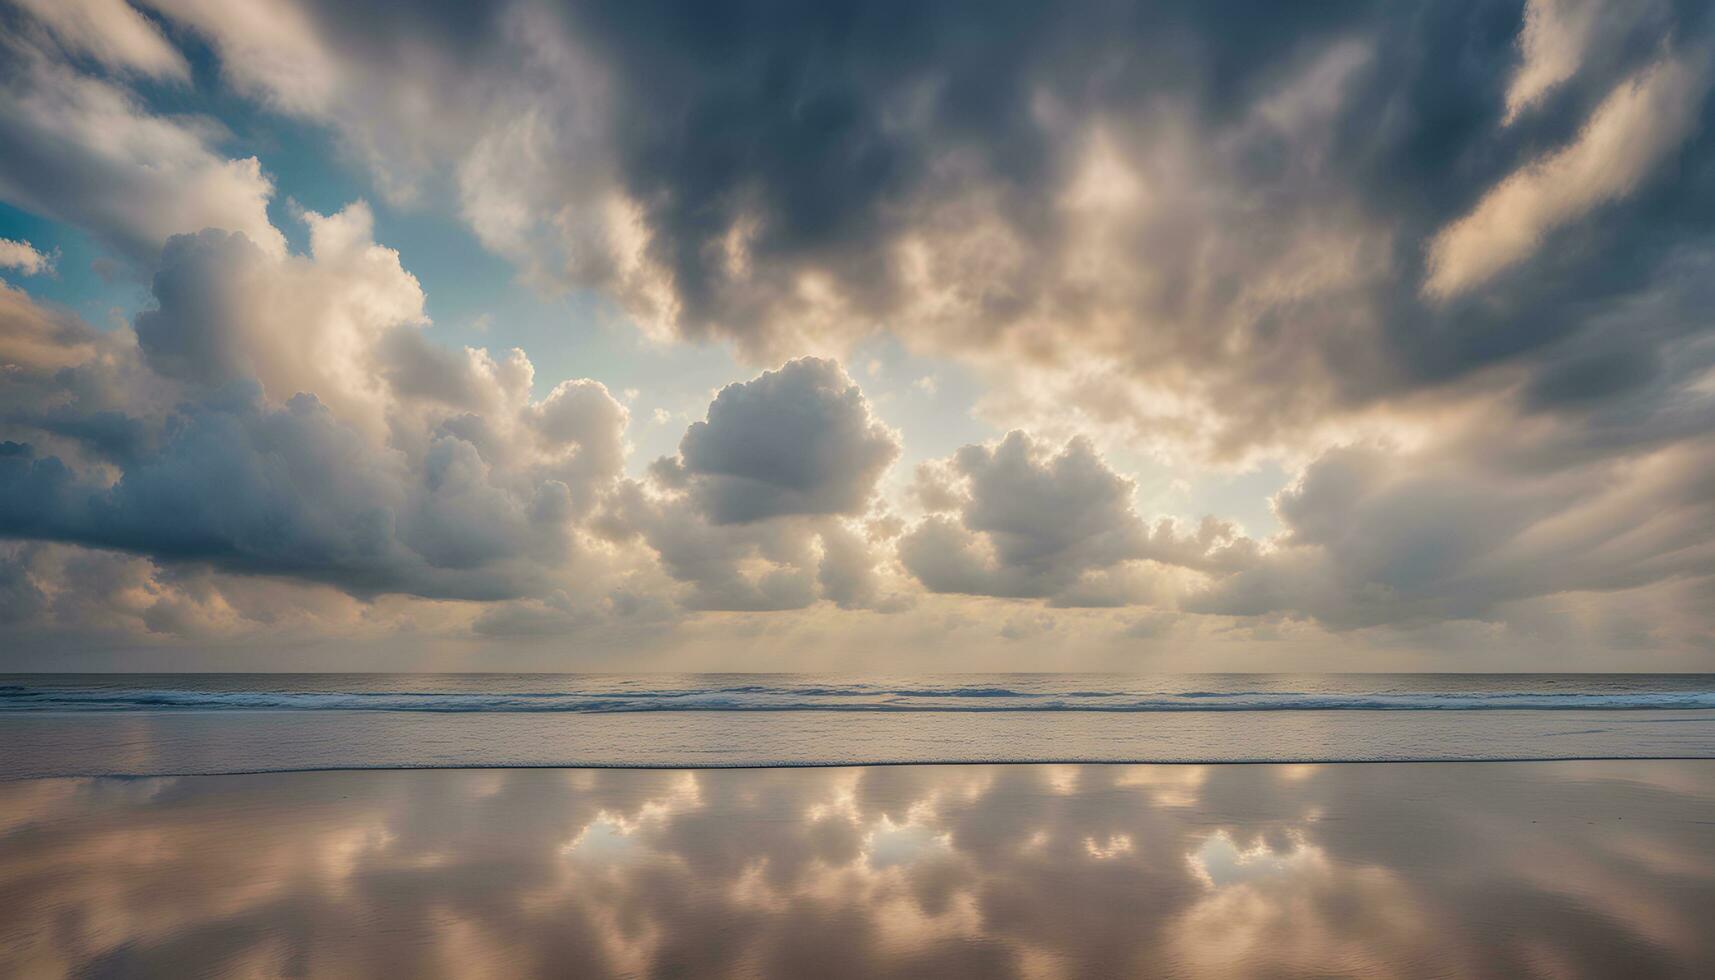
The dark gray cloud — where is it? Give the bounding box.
[0,543,46,624]
[0,385,565,600]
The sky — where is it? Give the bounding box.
[2,0,1714,671]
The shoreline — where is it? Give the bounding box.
[11,754,1715,783]
[9,705,1715,780]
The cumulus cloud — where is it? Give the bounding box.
[899,432,1255,607]
[601,481,821,612]
[132,203,433,438]
[674,357,899,525]
[2,379,570,600]
[2,248,909,627]
[817,521,887,611]
[595,358,903,612]
[0,204,631,604]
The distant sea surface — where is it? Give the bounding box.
[4,673,1715,778]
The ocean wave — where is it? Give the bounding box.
[4,686,1715,713]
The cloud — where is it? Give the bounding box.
[899,432,1253,606]
[585,358,904,612]
[526,379,631,515]
[0,279,163,466]
[148,0,569,205]
[817,521,890,612]
[675,357,899,525]
[0,539,390,644]
[133,203,434,439]
[0,238,53,276]
[1503,0,1605,124]
[2,240,908,626]
[0,205,631,604]
[2,0,1715,665]
[1,385,564,600]
[899,434,1147,601]
[1188,433,1715,631]
[1426,51,1707,299]
[0,23,281,262]
[11,0,190,80]
[115,0,1715,467]
[601,481,821,612]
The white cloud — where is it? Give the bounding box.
[0,29,282,261]
[1503,0,1605,124]
[0,239,53,276]
[133,203,421,437]
[146,0,339,116]
[1426,53,1706,299]
[12,0,190,80]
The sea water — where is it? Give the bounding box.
[3,673,1714,778]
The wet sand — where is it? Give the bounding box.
[7,707,1715,778]
[3,762,1713,978]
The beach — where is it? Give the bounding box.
[3,761,1713,978]
[5,675,1714,977]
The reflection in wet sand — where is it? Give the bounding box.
[2,762,1713,978]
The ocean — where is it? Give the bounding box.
[5,673,1715,778]
[7,676,1715,976]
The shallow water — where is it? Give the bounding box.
[5,673,1715,778]
[3,762,1712,978]
[8,672,1715,713]
[6,707,1715,778]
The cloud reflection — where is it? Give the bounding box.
[1,762,1713,977]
